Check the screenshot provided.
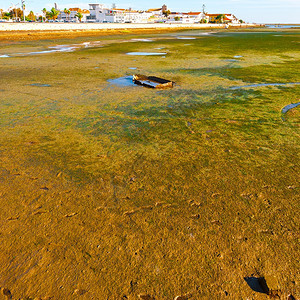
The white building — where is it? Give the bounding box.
[146,5,167,23]
[186,12,208,23]
[87,4,112,22]
[224,14,239,24]
[114,9,152,23]
[167,11,208,23]
[87,4,152,23]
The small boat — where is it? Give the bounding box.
[133,74,175,89]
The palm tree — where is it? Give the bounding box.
[42,8,47,22]
[75,12,83,22]
[216,14,225,24]
[53,7,60,20]
[67,10,71,21]
[48,7,60,20]
[63,8,68,21]
[64,9,71,22]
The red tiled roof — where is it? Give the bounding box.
[187,12,202,15]
[147,8,161,12]
[69,8,90,13]
[206,13,232,16]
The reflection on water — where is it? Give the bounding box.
[126,52,167,56]
[177,37,196,40]
[107,76,135,87]
[225,59,239,62]
[197,32,213,35]
[281,102,300,121]
[171,32,212,37]
[281,102,300,114]
[0,41,102,57]
[132,39,153,42]
[29,83,52,87]
[230,82,300,90]
[26,45,76,55]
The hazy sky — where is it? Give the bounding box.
[1,0,299,23]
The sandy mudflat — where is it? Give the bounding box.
[1,28,298,300]
[0,22,262,32]
[0,22,263,41]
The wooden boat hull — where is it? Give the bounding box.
[133,74,175,89]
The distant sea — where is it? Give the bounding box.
[265,24,300,29]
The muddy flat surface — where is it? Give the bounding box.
[0,29,299,299]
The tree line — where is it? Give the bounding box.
[0,7,83,22]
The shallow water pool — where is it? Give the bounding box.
[107,76,136,87]
[126,52,167,56]
[281,102,300,114]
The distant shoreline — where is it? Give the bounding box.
[0,22,264,32]
[265,23,300,25]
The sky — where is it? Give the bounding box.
[1,0,300,23]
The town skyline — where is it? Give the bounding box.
[0,0,299,23]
